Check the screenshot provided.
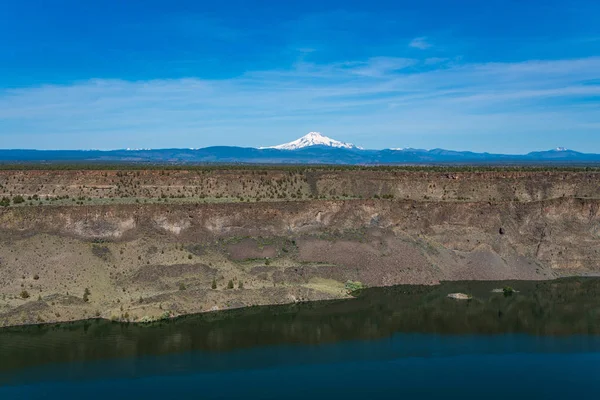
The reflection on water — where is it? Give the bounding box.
[0,278,599,386]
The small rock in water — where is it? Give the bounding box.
[447,293,472,300]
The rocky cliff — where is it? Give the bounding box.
[0,168,598,327]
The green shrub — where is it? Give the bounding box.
[227,280,234,289]
[12,195,25,204]
[0,197,10,207]
[345,281,365,295]
[211,278,217,290]
[83,288,91,302]
[20,290,30,299]
[503,286,515,297]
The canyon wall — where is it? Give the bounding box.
[0,169,598,327]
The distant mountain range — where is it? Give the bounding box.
[1,132,599,165]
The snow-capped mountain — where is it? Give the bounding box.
[261,132,361,150]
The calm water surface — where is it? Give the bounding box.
[1,278,600,399]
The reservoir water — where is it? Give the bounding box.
[1,278,599,399]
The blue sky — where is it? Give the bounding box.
[1,0,599,152]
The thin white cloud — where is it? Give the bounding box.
[0,57,599,150]
[409,36,432,49]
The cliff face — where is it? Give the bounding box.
[0,169,598,327]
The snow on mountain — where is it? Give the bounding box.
[261,132,361,150]
[554,147,569,152]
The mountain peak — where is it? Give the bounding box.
[261,132,361,150]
